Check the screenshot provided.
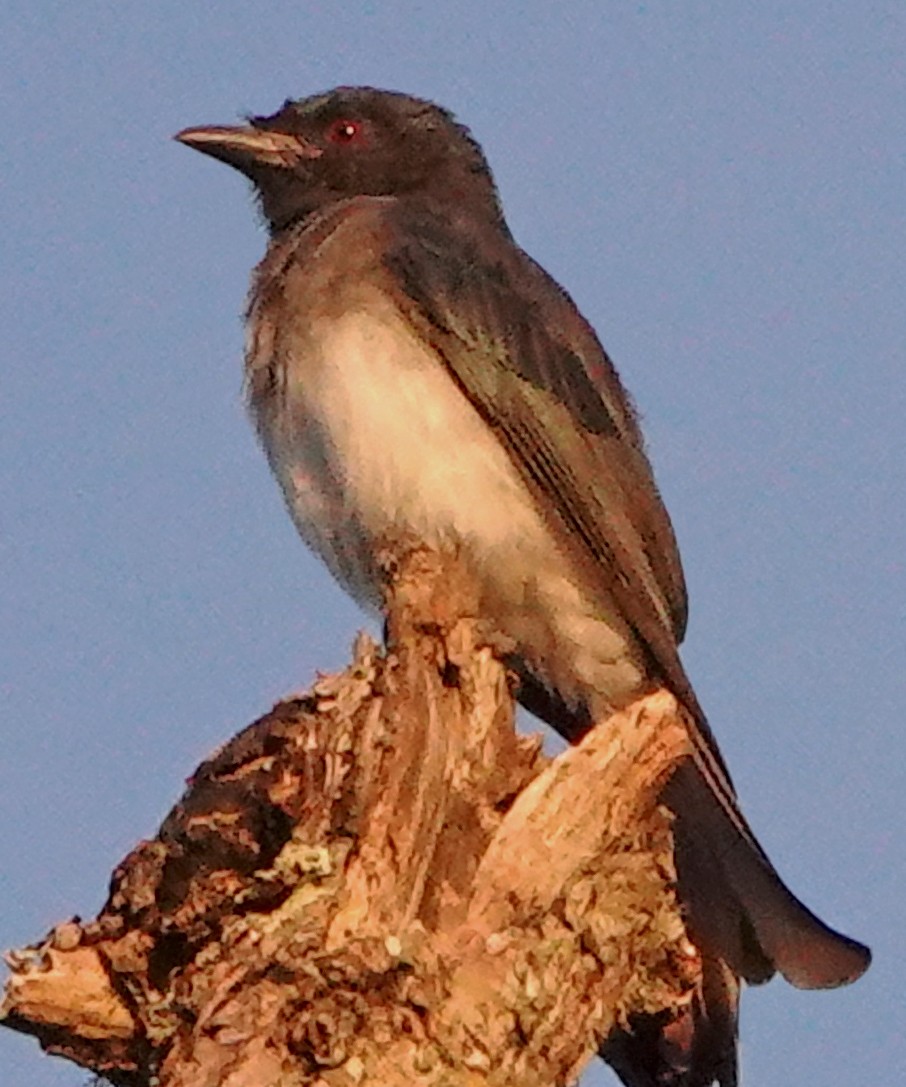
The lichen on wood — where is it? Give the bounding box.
[2,547,701,1087]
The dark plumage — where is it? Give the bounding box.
[176,86,869,1086]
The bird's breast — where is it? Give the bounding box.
[246,286,646,713]
[250,298,544,606]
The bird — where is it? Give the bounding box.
[175,86,870,1085]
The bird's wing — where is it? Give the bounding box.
[382,206,732,776]
[382,205,871,990]
[389,210,689,638]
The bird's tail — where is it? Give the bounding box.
[521,674,871,989]
[663,757,871,990]
[601,953,739,1087]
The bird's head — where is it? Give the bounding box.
[175,86,503,232]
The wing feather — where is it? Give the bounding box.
[380,204,871,989]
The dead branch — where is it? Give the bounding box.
[2,547,700,1087]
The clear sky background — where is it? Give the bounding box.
[2,4,903,1085]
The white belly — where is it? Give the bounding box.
[253,306,645,711]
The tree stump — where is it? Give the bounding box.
[2,548,705,1086]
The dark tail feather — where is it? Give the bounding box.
[601,955,739,1087]
[664,760,871,989]
[518,673,871,988]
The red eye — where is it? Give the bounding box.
[326,118,364,144]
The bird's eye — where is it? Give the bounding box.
[326,118,364,144]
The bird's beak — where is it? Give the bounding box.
[174,125,322,172]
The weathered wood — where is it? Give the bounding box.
[2,548,702,1086]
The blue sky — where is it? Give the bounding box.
[2,4,903,1084]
